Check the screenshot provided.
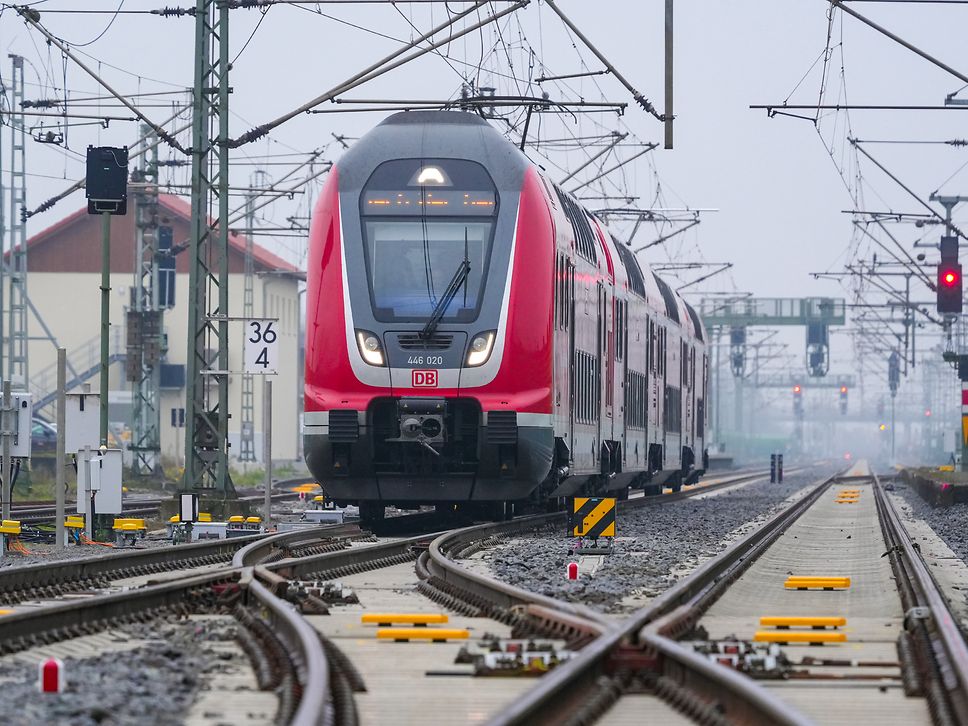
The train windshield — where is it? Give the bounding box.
[360,158,498,322]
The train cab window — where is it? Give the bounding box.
[360,158,498,322]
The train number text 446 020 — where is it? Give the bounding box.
[407,355,443,366]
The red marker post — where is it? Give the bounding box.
[39,658,64,693]
[567,562,579,580]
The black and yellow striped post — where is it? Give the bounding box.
[570,497,616,550]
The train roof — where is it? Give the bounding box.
[336,110,530,191]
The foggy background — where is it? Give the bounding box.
[2,0,966,464]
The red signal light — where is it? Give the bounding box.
[793,385,801,394]
[839,386,847,394]
[937,262,963,313]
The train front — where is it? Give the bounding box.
[304,112,555,513]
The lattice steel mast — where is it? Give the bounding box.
[129,125,163,475]
[239,170,265,463]
[6,55,27,390]
[182,0,234,496]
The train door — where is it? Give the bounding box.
[567,260,576,457]
[642,315,655,460]
[682,342,693,452]
[652,323,663,431]
[616,299,627,472]
[691,346,698,447]
[596,282,606,469]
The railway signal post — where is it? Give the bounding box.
[85,145,129,446]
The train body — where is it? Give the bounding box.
[303,111,707,514]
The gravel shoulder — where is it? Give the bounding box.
[892,480,968,628]
[0,617,250,726]
[894,478,968,564]
[484,465,838,614]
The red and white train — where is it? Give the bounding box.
[304,111,707,521]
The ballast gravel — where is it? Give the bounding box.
[486,465,838,613]
[0,535,175,570]
[0,618,239,726]
[895,479,968,565]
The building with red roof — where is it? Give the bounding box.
[18,194,303,465]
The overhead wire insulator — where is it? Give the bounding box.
[151,7,196,17]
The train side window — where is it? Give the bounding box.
[615,301,625,361]
[561,258,566,330]
[691,347,696,391]
[681,342,688,387]
[659,327,664,377]
[552,184,598,264]
[577,353,582,421]
[563,259,571,330]
[648,320,653,373]
[555,256,562,329]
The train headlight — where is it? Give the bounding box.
[465,331,496,367]
[355,330,386,367]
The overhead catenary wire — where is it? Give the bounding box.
[229,0,528,148]
[13,7,188,153]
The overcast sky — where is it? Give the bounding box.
[3,0,967,389]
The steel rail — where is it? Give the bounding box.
[488,470,839,726]
[0,523,353,606]
[0,563,331,724]
[232,523,361,567]
[249,569,330,726]
[418,468,778,632]
[0,466,778,724]
[0,531,265,603]
[640,620,812,726]
[874,473,968,724]
[265,532,431,579]
[426,514,612,629]
[9,474,316,523]
[0,567,237,653]
[0,469,768,604]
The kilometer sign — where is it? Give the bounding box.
[244,320,279,374]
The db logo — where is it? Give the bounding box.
[412,369,438,388]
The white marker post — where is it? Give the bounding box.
[55,349,66,550]
[243,319,279,374]
[83,445,95,540]
[244,318,278,529]
[263,378,272,528]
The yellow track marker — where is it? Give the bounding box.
[377,628,468,642]
[760,616,846,629]
[362,613,449,626]
[785,576,851,590]
[755,631,847,644]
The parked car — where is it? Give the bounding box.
[31,417,57,454]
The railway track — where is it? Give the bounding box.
[0,466,775,724]
[494,461,968,725]
[9,478,314,524]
